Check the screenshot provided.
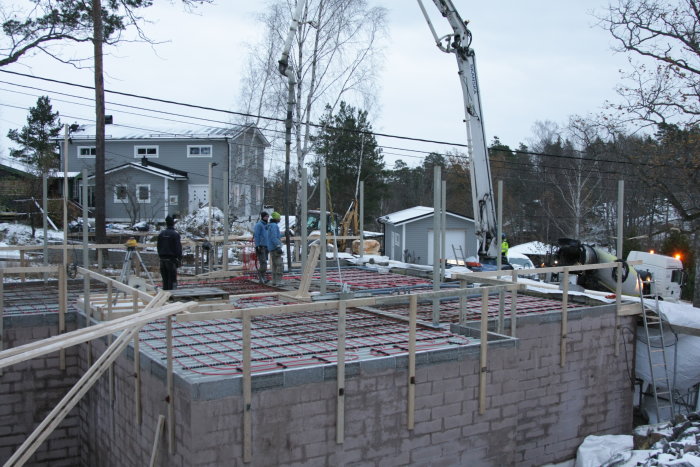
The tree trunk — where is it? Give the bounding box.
[92,0,106,243]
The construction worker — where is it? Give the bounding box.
[268,211,284,286]
[254,211,270,284]
[157,215,182,290]
[501,233,509,262]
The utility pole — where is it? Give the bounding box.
[92,0,106,243]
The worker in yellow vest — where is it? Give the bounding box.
[501,233,509,262]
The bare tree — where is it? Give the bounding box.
[600,0,700,305]
[239,0,387,209]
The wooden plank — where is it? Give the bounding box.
[407,294,417,430]
[242,312,252,463]
[59,265,66,370]
[0,299,186,370]
[510,270,518,337]
[148,415,166,467]
[166,315,174,455]
[5,326,137,466]
[479,288,488,415]
[336,301,346,444]
[77,267,154,303]
[0,266,59,274]
[561,268,570,367]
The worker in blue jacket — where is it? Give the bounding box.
[254,211,270,283]
[267,212,284,286]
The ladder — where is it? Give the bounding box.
[638,275,675,422]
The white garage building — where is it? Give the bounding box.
[377,206,477,265]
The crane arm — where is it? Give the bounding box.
[418,0,499,261]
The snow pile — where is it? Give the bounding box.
[576,413,700,466]
[0,222,63,245]
[576,412,700,467]
[176,207,225,238]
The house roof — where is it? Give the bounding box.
[86,162,188,181]
[377,206,474,226]
[68,123,271,146]
[0,158,79,178]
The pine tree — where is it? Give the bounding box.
[7,96,62,176]
[312,102,387,223]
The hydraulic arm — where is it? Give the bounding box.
[418,0,499,261]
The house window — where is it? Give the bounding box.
[114,185,128,203]
[169,195,178,205]
[78,146,96,158]
[134,146,158,158]
[136,184,151,203]
[187,145,212,158]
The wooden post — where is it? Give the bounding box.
[459,280,467,326]
[58,264,66,370]
[20,250,26,283]
[615,179,624,355]
[510,270,518,337]
[107,281,114,403]
[149,414,166,467]
[223,167,230,271]
[407,294,417,430]
[301,168,308,269]
[166,315,175,454]
[0,271,3,376]
[479,288,488,415]
[561,267,570,367]
[320,165,327,295]
[242,312,252,463]
[134,326,142,425]
[336,301,346,444]
[432,166,441,325]
[359,181,364,261]
[98,248,104,273]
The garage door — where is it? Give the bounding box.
[427,229,467,264]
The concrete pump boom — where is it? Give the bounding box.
[418,0,499,261]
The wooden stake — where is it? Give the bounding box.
[479,288,488,415]
[59,265,66,370]
[242,312,252,463]
[407,294,417,430]
[107,281,114,404]
[510,270,518,337]
[336,301,346,444]
[561,268,570,367]
[166,315,175,455]
[19,250,25,283]
[134,329,142,426]
[149,414,166,467]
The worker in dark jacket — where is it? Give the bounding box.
[157,215,182,290]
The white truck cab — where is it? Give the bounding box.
[628,251,685,301]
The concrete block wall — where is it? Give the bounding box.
[0,313,81,467]
[77,329,193,467]
[2,302,636,467]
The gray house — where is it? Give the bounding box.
[377,206,476,265]
[62,122,270,223]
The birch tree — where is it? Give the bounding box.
[601,0,700,305]
[239,0,387,209]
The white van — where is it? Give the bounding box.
[507,252,537,279]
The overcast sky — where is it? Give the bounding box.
[0,1,628,170]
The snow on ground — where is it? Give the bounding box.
[0,223,65,258]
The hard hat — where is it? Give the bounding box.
[502,233,506,239]
[271,211,281,221]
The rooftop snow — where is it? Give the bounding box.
[378,206,473,225]
[69,123,248,141]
